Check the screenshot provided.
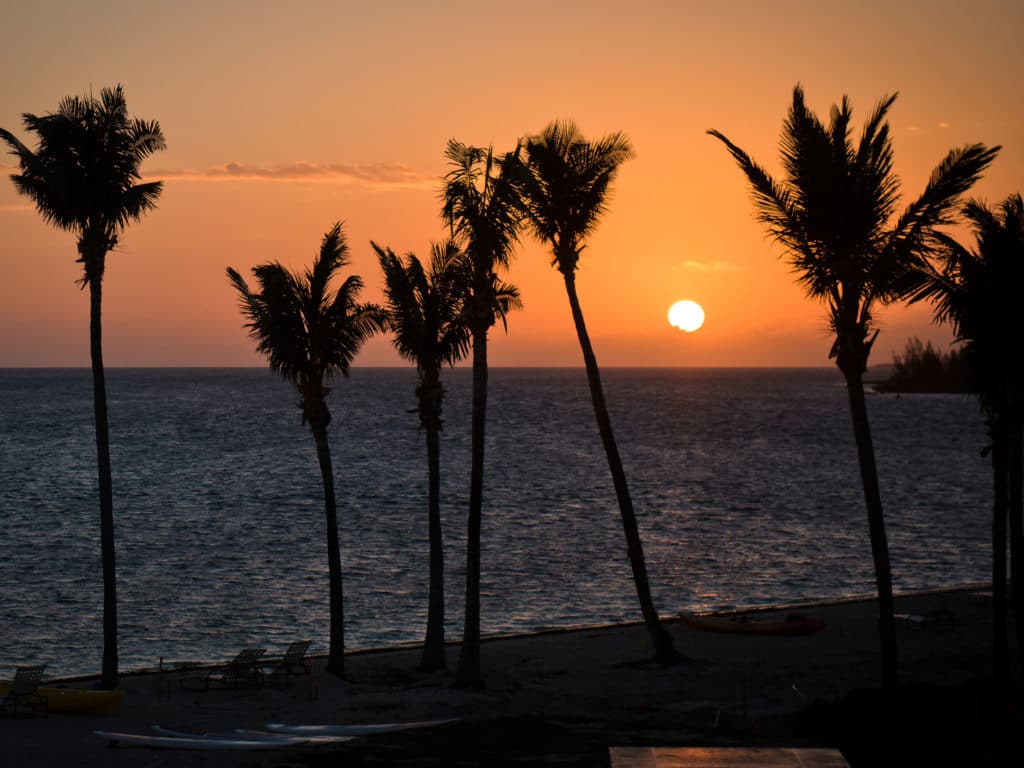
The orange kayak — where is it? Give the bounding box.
[680,613,825,636]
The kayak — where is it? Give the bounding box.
[0,683,123,714]
[95,730,305,750]
[265,717,461,736]
[680,613,825,636]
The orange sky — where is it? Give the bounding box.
[1,1,1021,367]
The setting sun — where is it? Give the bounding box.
[668,300,705,333]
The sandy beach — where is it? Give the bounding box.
[1,585,1019,767]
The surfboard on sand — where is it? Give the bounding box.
[95,730,307,750]
[265,717,461,736]
[151,725,354,745]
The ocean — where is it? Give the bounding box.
[0,367,991,679]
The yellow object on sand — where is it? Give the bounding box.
[0,682,123,715]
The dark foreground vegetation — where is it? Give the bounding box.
[286,680,1022,767]
[875,337,973,394]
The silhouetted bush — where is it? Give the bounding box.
[875,337,974,393]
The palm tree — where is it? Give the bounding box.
[441,140,524,686]
[514,120,681,666]
[227,222,384,679]
[375,240,472,672]
[908,194,1024,680]
[709,85,998,689]
[1,85,166,689]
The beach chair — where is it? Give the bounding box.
[264,640,312,686]
[0,665,47,718]
[180,648,266,691]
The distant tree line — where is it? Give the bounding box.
[875,337,974,394]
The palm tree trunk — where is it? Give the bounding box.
[841,371,898,689]
[420,372,446,672]
[311,420,345,678]
[90,276,119,690]
[1008,415,1024,666]
[561,272,680,665]
[456,325,487,687]
[990,416,1010,683]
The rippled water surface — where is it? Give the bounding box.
[0,368,991,678]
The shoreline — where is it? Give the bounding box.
[1,581,1015,766]
[42,581,995,686]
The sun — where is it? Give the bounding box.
[668,300,705,333]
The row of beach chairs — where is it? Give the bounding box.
[179,640,312,691]
[0,641,313,713]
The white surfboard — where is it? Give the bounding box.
[265,717,461,736]
[151,725,355,745]
[149,726,314,744]
[234,728,355,744]
[95,730,306,750]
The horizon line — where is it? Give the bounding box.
[0,363,854,371]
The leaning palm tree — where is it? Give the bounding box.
[227,222,384,679]
[1,85,166,689]
[709,85,998,689]
[441,140,524,686]
[908,194,1024,680]
[515,120,681,666]
[375,240,472,672]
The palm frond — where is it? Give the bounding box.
[710,83,998,380]
[377,238,471,376]
[1,85,166,267]
[227,223,381,417]
[441,138,522,328]
[888,143,1000,261]
[518,120,633,273]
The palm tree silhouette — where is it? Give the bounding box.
[375,240,472,672]
[1,85,165,689]
[908,194,1024,679]
[227,223,384,679]
[514,120,681,666]
[441,140,524,686]
[709,85,998,689]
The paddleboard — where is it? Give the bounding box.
[235,728,355,744]
[95,730,305,750]
[265,717,461,736]
[151,725,354,745]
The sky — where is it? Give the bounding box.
[1,0,1021,367]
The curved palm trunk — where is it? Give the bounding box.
[841,371,898,689]
[990,416,1010,683]
[1008,415,1024,665]
[311,420,345,678]
[90,276,119,690]
[420,372,446,672]
[561,272,680,665]
[456,325,487,687]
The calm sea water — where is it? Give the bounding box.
[0,367,991,679]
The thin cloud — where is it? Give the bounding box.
[145,161,436,188]
[681,260,738,273]
[0,203,33,213]
[938,121,951,129]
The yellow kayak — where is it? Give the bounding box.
[0,682,124,714]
